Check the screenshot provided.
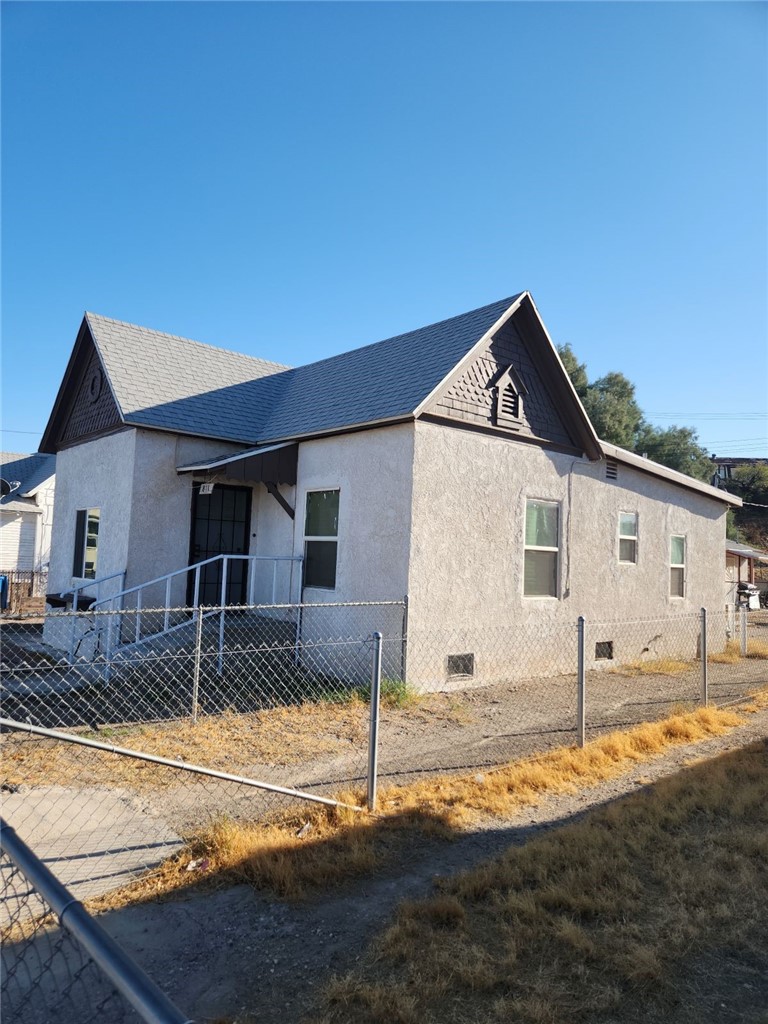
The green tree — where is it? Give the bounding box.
[634,423,712,483]
[730,463,768,506]
[582,372,644,450]
[557,344,712,480]
[557,344,588,399]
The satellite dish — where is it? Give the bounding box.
[1,479,21,497]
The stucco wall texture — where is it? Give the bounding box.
[405,420,727,685]
[47,417,729,687]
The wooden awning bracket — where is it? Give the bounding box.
[265,481,295,519]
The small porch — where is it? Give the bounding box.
[177,440,301,608]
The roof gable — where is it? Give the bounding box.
[421,293,602,458]
[252,296,519,444]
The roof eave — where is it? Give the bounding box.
[601,441,742,506]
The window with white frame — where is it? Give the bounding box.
[303,489,339,589]
[670,535,686,597]
[618,511,638,564]
[73,508,100,579]
[524,499,560,597]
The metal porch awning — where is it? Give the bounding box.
[176,441,298,485]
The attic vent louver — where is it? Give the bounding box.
[493,364,528,430]
[606,459,618,480]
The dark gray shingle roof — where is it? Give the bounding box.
[104,296,520,444]
[0,452,56,501]
[85,313,290,430]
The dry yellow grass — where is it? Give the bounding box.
[612,655,692,676]
[317,737,768,1024]
[90,702,751,908]
[0,691,472,792]
[710,637,768,663]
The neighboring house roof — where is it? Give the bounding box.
[0,452,56,501]
[726,541,768,562]
[712,457,767,466]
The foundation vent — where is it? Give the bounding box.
[595,640,614,661]
[447,653,475,678]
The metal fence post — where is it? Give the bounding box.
[740,604,748,657]
[400,594,409,684]
[218,557,228,675]
[700,606,708,705]
[191,607,203,724]
[367,631,383,812]
[577,615,586,748]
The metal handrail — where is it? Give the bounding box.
[89,554,303,672]
[93,554,303,611]
[0,818,193,1024]
[71,569,127,610]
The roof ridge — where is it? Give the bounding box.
[85,312,291,372]
[268,295,522,379]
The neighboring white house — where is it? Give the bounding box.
[39,292,741,680]
[0,452,56,572]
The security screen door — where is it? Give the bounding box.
[187,485,252,606]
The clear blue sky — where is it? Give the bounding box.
[2,1,766,457]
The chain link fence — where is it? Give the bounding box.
[1,601,766,1020]
[1,820,191,1024]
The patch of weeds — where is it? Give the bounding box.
[613,656,693,677]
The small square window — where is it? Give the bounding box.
[670,535,686,598]
[303,490,339,589]
[619,512,638,564]
[524,499,560,597]
[595,640,614,660]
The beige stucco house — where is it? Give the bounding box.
[40,292,740,680]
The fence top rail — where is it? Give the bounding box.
[23,599,407,618]
[0,818,194,1024]
[586,611,705,627]
[0,719,364,811]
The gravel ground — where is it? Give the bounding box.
[7,702,765,1024]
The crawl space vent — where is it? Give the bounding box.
[447,653,475,677]
[605,459,618,480]
[595,641,614,661]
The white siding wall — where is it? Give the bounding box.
[33,477,56,569]
[0,512,38,570]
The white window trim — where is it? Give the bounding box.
[523,497,561,600]
[670,534,686,599]
[618,511,638,565]
[302,487,340,591]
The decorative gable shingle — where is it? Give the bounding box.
[428,314,576,449]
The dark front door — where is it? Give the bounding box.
[188,485,252,606]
